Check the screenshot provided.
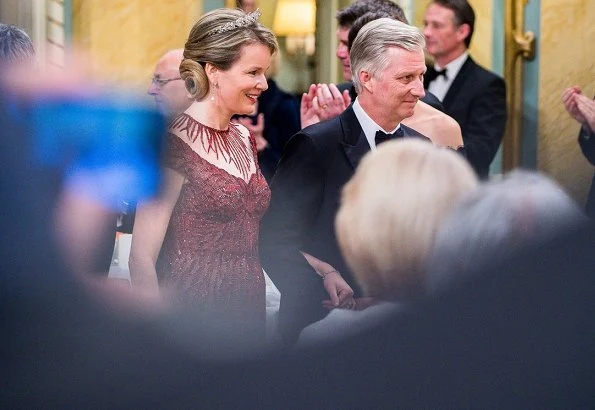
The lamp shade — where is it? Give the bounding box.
[273,0,316,36]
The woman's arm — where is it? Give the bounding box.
[129,168,185,297]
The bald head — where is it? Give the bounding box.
[163,48,184,64]
[148,48,193,117]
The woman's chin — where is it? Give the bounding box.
[237,105,257,116]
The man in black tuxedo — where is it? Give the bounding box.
[260,18,429,344]
[423,0,506,178]
[562,86,595,217]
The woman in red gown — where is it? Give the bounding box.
[129,8,278,342]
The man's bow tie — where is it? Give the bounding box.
[375,127,405,146]
[425,67,448,83]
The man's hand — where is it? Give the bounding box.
[562,86,588,127]
[321,271,355,310]
[300,84,321,128]
[576,93,595,134]
[300,83,351,129]
[315,83,351,122]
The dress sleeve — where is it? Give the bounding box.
[162,133,188,176]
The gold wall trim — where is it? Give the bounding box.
[503,0,535,170]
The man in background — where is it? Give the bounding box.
[562,85,595,217]
[147,49,193,120]
[423,0,506,178]
[335,0,443,110]
[299,0,444,130]
[118,49,194,235]
[300,0,460,147]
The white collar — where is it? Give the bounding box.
[434,51,468,81]
[352,98,401,151]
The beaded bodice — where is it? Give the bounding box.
[157,117,270,339]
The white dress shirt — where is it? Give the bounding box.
[352,98,401,151]
[427,51,469,102]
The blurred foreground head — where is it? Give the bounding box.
[336,139,478,301]
[427,169,587,292]
[0,23,35,67]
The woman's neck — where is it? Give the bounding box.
[185,100,231,131]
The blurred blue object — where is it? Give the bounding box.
[27,94,166,208]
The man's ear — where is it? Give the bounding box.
[359,70,374,93]
[204,62,219,85]
[456,23,471,44]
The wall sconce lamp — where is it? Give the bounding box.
[273,0,316,56]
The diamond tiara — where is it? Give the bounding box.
[208,9,262,37]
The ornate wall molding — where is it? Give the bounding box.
[503,0,536,171]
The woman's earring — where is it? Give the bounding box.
[210,83,217,101]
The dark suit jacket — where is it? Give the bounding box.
[425,56,507,178]
[337,81,445,112]
[578,126,595,217]
[260,105,428,342]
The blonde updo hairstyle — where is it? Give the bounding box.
[180,8,278,100]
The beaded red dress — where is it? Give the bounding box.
[158,114,270,339]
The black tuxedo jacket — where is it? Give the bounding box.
[260,105,428,342]
[425,56,506,178]
[578,126,595,217]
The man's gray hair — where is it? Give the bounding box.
[426,170,586,293]
[350,18,425,93]
[0,24,35,66]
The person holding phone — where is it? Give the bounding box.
[129,8,278,343]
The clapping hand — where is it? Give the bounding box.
[300,83,351,129]
[576,93,595,134]
[234,113,268,151]
[562,86,595,133]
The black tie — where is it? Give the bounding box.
[375,127,404,146]
[424,67,448,85]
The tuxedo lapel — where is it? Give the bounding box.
[442,56,475,109]
[340,106,370,169]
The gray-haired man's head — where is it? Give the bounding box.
[0,24,35,67]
